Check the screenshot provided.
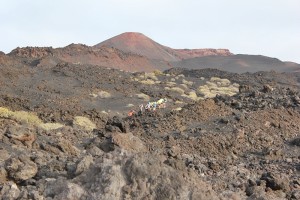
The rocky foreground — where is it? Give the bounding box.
[0,65,300,199]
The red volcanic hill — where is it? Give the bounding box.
[95,32,180,61]
[5,32,300,73]
[94,32,232,61]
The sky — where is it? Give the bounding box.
[0,0,299,63]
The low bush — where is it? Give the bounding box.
[141,72,158,81]
[182,79,193,86]
[98,91,111,98]
[12,111,43,125]
[126,104,135,107]
[136,93,150,101]
[39,123,64,131]
[73,116,96,131]
[0,107,13,118]
[167,87,185,95]
[165,81,177,87]
[181,91,199,101]
[198,77,239,98]
[211,77,231,86]
[175,100,184,104]
[101,110,108,115]
[153,70,163,76]
[0,107,63,130]
[179,84,188,89]
[140,79,156,85]
[89,93,98,98]
[172,107,182,111]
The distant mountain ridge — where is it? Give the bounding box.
[172,54,300,73]
[3,32,300,73]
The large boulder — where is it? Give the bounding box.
[5,155,38,182]
[105,116,129,133]
[69,151,219,200]
[75,155,94,176]
[111,132,147,152]
[0,182,20,199]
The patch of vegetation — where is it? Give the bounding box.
[73,116,96,131]
[198,77,239,98]
[101,110,108,115]
[172,107,182,111]
[140,79,156,85]
[182,79,193,86]
[165,81,177,87]
[0,107,64,130]
[153,69,163,76]
[39,123,64,131]
[136,93,150,101]
[89,93,98,98]
[179,84,188,89]
[139,72,158,81]
[181,91,199,101]
[166,87,185,95]
[12,111,43,125]
[98,91,112,98]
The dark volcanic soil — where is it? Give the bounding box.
[0,60,300,199]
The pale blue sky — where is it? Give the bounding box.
[0,0,299,63]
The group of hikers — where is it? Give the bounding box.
[128,98,167,117]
